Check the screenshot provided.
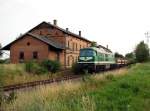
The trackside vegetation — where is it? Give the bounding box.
[25,59,61,74]
[1,63,150,111]
[0,60,62,86]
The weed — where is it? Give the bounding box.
[105,74,115,81]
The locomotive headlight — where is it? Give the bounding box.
[86,57,93,60]
[79,57,85,61]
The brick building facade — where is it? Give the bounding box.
[1,20,92,68]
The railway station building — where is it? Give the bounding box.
[1,20,92,68]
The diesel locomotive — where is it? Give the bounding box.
[77,45,127,72]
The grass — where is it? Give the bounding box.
[1,63,150,111]
[0,64,65,86]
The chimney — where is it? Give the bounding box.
[79,31,81,36]
[66,28,69,31]
[53,19,57,25]
[106,45,108,49]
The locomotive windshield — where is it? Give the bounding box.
[80,49,96,57]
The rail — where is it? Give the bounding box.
[2,75,81,92]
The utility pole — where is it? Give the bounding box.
[145,31,150,46]
[145,31,150,54]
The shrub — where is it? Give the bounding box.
[50,60,61,73]
[25,61,34,73]
[41,59,61,73]
[32,63,47,75]
[0,60,5,64]
[0,59,10,64]
[25,61,47,74]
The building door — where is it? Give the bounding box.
[67,55,74,67]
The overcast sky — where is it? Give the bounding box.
[0,0,150,56]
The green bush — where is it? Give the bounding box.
[0,60,5,64]
[41,59,61,73]
[25,61,33,73]
[25,61,47,75]
[0,59,10,64]
[32,63,47,75]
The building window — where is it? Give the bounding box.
[76,43,77,51]
[67,56,70,66]
[73,43,75,51]
[68,41,70,48]
[19,52,24,62]
[33,51,38,59]
[80,45,82,49]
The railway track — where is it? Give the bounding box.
[2,75,81,92]
[1,66,129,92]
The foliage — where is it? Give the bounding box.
[25,61,34,73]
[0,59,10,64]
[125,52,136,63]
[41,59,61,73]
[25,61,47,74]
[0,64,64,86]
[91,41,97,47]
[125,52,134,59]
[0,60,4,64]
[0,43,2,58]
[135,41,149,62]
[114,52,124,58]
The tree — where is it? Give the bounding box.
[125,52,135,63]
[125,52,134,59]
[91,41,97,47]
[0,43,2,58]
[114,52,124,58]
[135,41,149,62]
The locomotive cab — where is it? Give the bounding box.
[78,48,97,72]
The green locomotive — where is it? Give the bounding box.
[78,46,116,72]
